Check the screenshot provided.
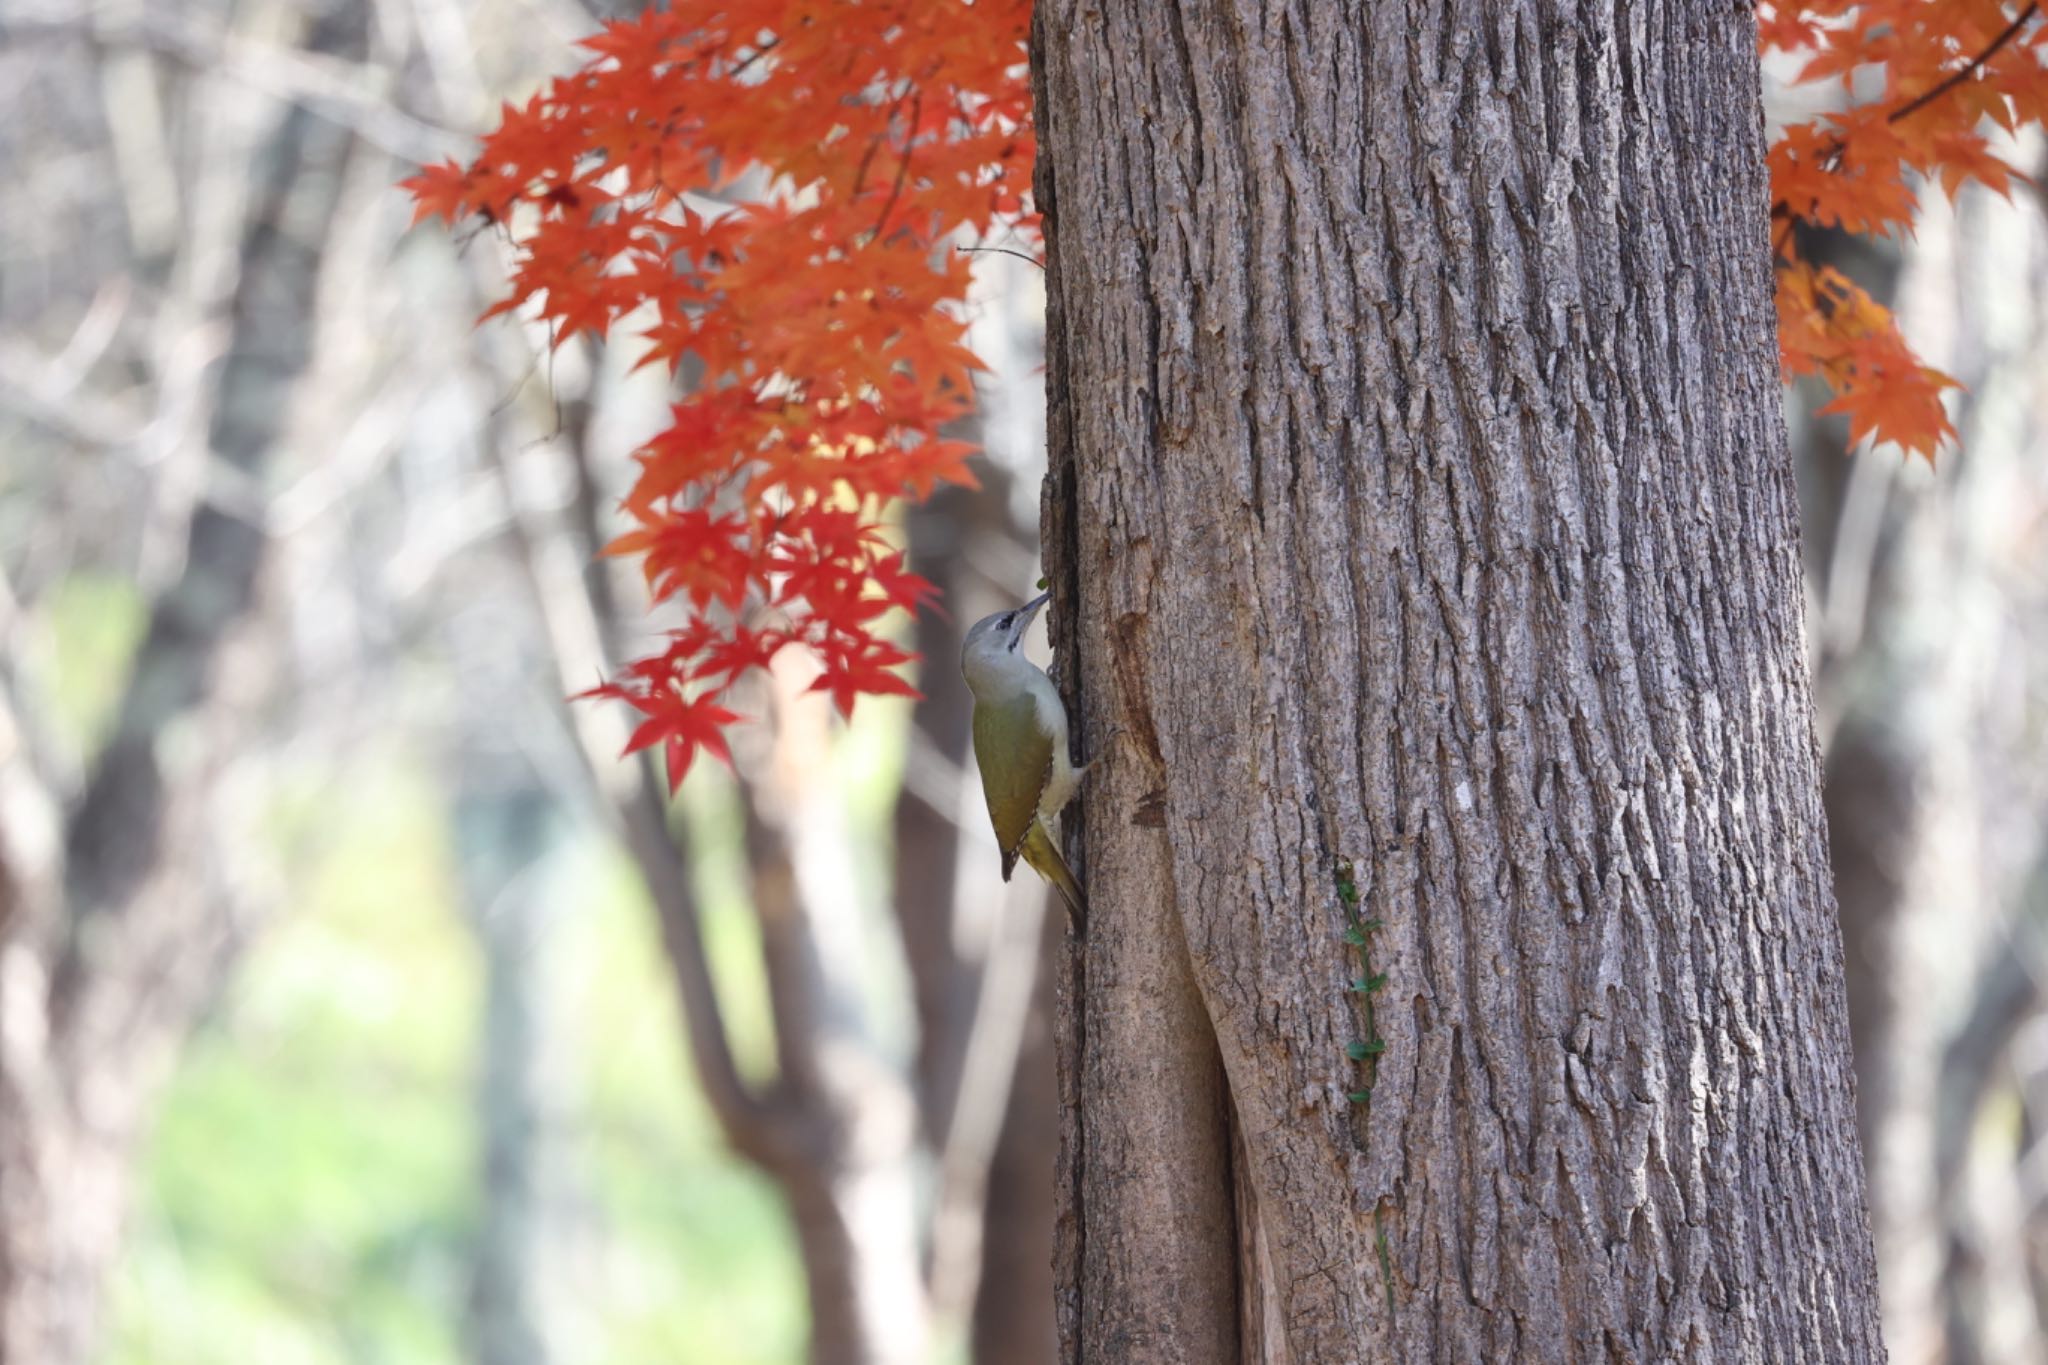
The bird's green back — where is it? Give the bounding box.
[971,691,1054,878]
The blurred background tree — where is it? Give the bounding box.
[1794,156,2048,1360]
[0,1,1053,1362]
[0,0,2043,1362]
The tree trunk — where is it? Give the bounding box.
[0,3,362,1353]
[453,764,570,1365]
[1783,221,1950,1359]
[1874,181,2048,1365]
[1922,177,2048,1365]
[1032,2,1885,1358]
[969,910,1060,1365]
[496,347,945,1365]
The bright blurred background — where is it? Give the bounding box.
[0,3,2045,1363]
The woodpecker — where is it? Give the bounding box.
[960,590,1086,927]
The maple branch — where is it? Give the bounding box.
[849,128,889,204]
[1777,4,2042,203]
[476,320,778,1162]
[851,79,915,206]
[1887,3,2039,127]
[1771,214,1796,261]
[723,34,780,83]
[873,89,923,242]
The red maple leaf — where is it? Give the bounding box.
[405,0,2039,778]
[1761,0,2047,462]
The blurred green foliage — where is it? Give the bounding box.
[102,752,807,1364]
[44,556,944,1362]
[35,570,147,752]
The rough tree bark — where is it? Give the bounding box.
[1033,2,1885,1358]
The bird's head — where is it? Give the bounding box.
[961,590,1051,676]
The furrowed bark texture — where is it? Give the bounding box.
[1033,2,1885,1359]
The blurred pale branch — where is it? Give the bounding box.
[0,284,145,449]
[7,9,471,161]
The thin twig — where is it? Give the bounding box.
[871,88,923,242]
[724,35,781,84]
[957,243,1045,270]
[849,78,914,205]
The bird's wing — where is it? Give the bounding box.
[972,692,1055,880]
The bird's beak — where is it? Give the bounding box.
[1009,590,1051,650]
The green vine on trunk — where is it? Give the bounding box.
[1374,1201,1397,1318]
[1336,854,1398,1318]
[1335,855,1387,1106]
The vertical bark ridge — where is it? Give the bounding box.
[1037,7,1245,1358]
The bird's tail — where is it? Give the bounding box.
[1020,823,1087,932]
